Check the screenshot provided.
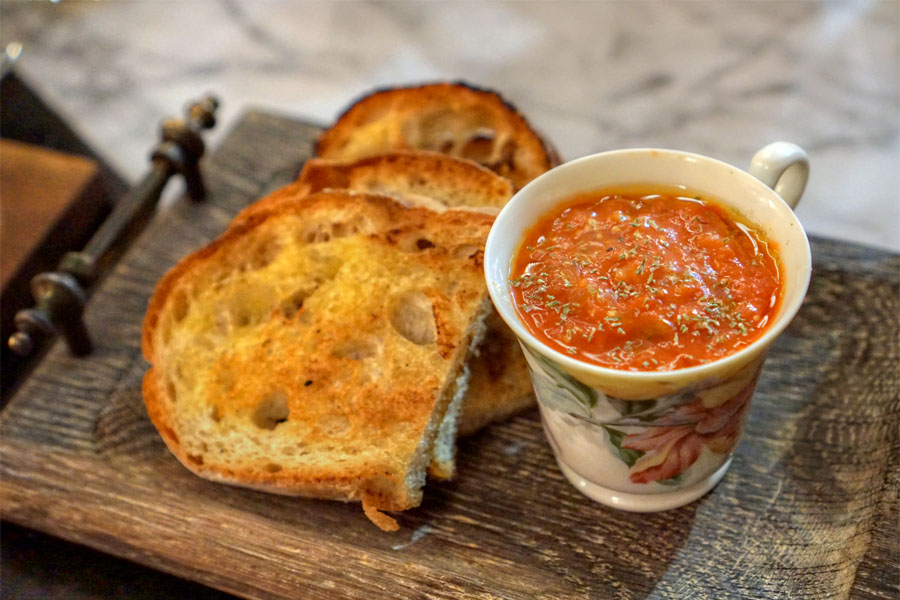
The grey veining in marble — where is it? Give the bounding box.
[1,0,897,251]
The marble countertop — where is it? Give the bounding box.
[1,0,898,252]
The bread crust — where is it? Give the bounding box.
[143,192,494,528]
[316,82,560,189]
[232,151,515,227]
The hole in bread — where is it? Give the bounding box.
[210,405,221,423]
[332,219,367,238]
[398,231,441,252]
[186,453,204,466]
[166,379,177,403]
[234,311,252,327]
[211,268,229,284]
[253,390,290,430]
[332,222,350,238]
[217,285,276,333]
[438,138,455,153]
[301,222,335,243]
[460,129,496,163]
[279,288,309,319]
[390,290,436,346]
[264,463,283,473]
[488,137,518,175]
[171,289,189,322]
[407,106,494,154]
[244,237,281,271]
[454,244,479,259]
[331,337,379,360]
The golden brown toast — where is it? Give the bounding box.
[315,82,560,189]
[232,151,514,227]
[142,191,494,530]
[232,151,537,447]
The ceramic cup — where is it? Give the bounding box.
[484,143,811,512]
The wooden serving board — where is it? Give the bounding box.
[1,111,897,600]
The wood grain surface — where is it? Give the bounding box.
[1,111,897,600]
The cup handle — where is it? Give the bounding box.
[748,142,810,210]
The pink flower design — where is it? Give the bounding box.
[622,375,757,484]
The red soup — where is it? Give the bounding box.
[510,187,782,371]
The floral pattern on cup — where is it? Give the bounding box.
[521,344,760,485]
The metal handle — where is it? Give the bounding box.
[7,95,219,358]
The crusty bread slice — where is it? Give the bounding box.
[142,191,494,530]
[234,151,536,452]
[232,151,514,227]
[315,82,560,189]
[232,151,536,453]
[427,364,469,480]
[457,310,535,437]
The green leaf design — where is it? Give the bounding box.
[605,391,697,425]
[656,474,683,486]
[524,347,598,410]
[604,427,684,486]
[602,426,644,468]
[608,398,656,418]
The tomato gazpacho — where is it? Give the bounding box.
[510,187,782,371]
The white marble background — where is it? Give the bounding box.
[1,0,898,252]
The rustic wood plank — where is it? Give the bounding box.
[1,110,897,600]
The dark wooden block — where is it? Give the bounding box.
[0,139,107,290]
[0,111,896,600]
[0,140,113,397]
[0,69,128,202]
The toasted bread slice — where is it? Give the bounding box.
[234,151,536,449]
[232,152,537,451]
[457,310,535,436]
[232,151,496,479]
[316,82,560,189]
[232,151,514,227]
[142,191,494,530]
